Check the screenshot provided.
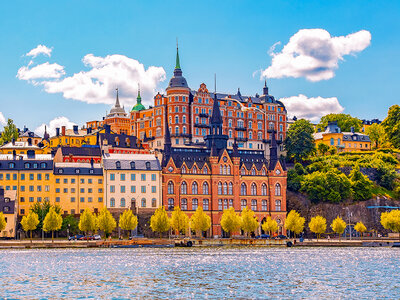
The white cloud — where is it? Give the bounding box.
[17,49,167,107]
[263,29,371,81]
[34,116,76,137]
[26,45,52,58]
[279,94,344,122]
[16,62,65,81]
[0,112,6,126]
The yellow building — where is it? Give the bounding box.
[0,189,17,238]
[49,125,88,148]
[314,121,371,152]
[0,141,46,155]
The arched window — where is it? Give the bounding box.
[223,182,228,195]
[241,199,247,210]
[152,198,157,207]
[110,198,115,207]
[229,199,233,208]
[251,183,257,196]
[181,182,188,194]
[262,200,268,211]
[262,168,266,176]
[175,116,179,124]
[181,166,186,174]
[241,168,246,175]
[223,165,227,175]
[275,183,281,196]
[168,198,174,210]
[249,131,253,140]
[279,124,283,132]
[183,116,186,123]
[223,199,228,210]
[203,167,208,174]
[116,161,121,169]
[229,130,232,138]
[249,121,252,129]
[193,166,198,174]
[251,199,257,211]
[121,198,126,207]
[141,198,146,207]
[218,199,223,210]
[192,199,198,210]
[167,181,174,194]
[251,168,256,175]
[241,183,247,195]
[228,182,233,195]
[218,182,222,195]
[261,183,267,196]
[275,200,281,211]
[203,199,209,211]
[203,182,209,195]
[330,138,334,146]
[181,198,187,210]
[192,182,198,194]
[175,126,179,135]
[24,162,30,169]
[227,165,231,175]
[220,165,223,175]
[130,162,136,169]
[40,163,47,168]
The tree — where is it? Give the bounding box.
[43,207,63,242]
[61,215,79,236]
[354,222,367,239]
[284,119,315,162]
[261,217,278,237]
[220,207,241,237]
[285,210,305,238]
[79,209,97,241]
[118,210,138,238]
[380,210,400,239]
[328,146,337,155]
[0,118,19,145]
[240,207,259,237]
[317,113,362,132]
[349,167,373,201]
[150,207,170,238]
[366,123,386,148]
[97,208,117,238]
[190,206,211,237]
[330,216,346,241]
[0,212,6,234]
[309,215,327,241]
[317,143,330,156]
[30,201,62,232]
[381,105,400,149]
[21,212,40,243]
[170,206,189,235]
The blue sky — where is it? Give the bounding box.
[0,0,399,134]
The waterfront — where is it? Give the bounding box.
[0,247,399,298]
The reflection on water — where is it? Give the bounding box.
[0,247,399,298]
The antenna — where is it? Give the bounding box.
[214,73,216,94]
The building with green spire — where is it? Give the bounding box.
[131,85,146,111]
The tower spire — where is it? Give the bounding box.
[115,88,121,108]
[175,38,181,69]
[263,79,269,95]
[137,83,141,103]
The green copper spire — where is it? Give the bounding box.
[132,83,145,111]
[137,83,141,102]
[175,39,181,69]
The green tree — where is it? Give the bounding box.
[30,201,62,232]
[170,206,189,235]
[366,123,386,148]
[0,118,19,145]
[150,207,170,237]
[354,222,367,239]
[381,210,400,239]
[61,215,79,236]
[309,215,327,241]
[220,207,241,237]
[330,216,346,241]
[284,119,315,162]
[349,167,373,201]
[240,207,259,237]
[118,210,138,238]
[317,113,363,132]
[79,209,97,241]
[381,105,400,149]
[328,146,337,155]
[43,207,63,242]
[285,210,305,238]
[97,208,117,238]
[317,143,330,156]
[190,206,211,237]
[261,217,278,237]
[20,211,40,243]
[0,212,6,234]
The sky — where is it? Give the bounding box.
[0,0,399,135]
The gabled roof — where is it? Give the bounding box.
[60,146,101,157]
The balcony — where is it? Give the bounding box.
[171,133,192,138]
[235,127,247,131]
[199,113,209,118]
[194,123,210,128]
[143,136,155,141]
[236,137,248,142]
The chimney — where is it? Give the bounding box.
[12,150,16,159]
[12,138,15,145]
[90,158,94,168]
[351,127,355,133]
[56,128,60,136]
[73,125,79,133]
[28,138,32,146]
[86,127,92,134]
[104,124,111,134]
[62,126,66,136]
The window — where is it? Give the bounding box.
[241,183,247,195]
[116,161,121,169]
[110,198,115,207]
[80,197,85,203]
[168,198,174,210]
[192,199,198,210]
[110,185,115,193]
[181,198,187,210]
[223,182,227,195]
[192,182,198,194]
[241,168,246,175]
[30,174,34,180]
[262,184,267,196]
[275,183,281,196]
[141,186,146,193]
[241,199,247,210]
[193,166,198,174]
[120,186,125,193]
[56,197,60,203]
[203,199,209,211]
[223,199,228,210]
[120,174,125,181]
[168,181,174,194]
[218,199,222,210]
[229,199,233,208]
[151,174,156,181]
[251,199,257,211]
[29,197,34,202]
[202,182,209,194]
[146,162,151,170]
[275,200,281,211]
[182,166,187,174]
[110,174,115,181]
[131,186,136,193]
[330,138,334,146]
[229,182,233,195]
[141,174,146,181]
[130,162,136,169]
[262,169,266,176]
[181,182,187,194]
[251,168,256,176]
[152,198,157,208]
[218,182,222,195]
[20,197,25,202]
[98,197,103,202]
[121,198,126,207]
[203,167,208,174]
[251,183,257,196]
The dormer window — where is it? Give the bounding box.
[89,169,94,174]
[33,163,38,169]
[40,163,47,169]
[116,161,121,169]
[130,162,135,169]
[24,163,30,169]
[145,162,151,170]
[75,169,80,174]
[9,162,15,169]
[58,169,64,174]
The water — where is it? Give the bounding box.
[0,247,399,299]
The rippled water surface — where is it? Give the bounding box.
[0,247,399,298]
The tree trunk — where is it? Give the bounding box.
[30,230,33,243]
[52,231,54,243]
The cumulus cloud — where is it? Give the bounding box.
[279,94,344,122]
[263,29,371,81]
[34,116,77,137]
[17,47,167,107]
[26,45,53,58]
[0,112,6,126]
[17,62,65,81]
